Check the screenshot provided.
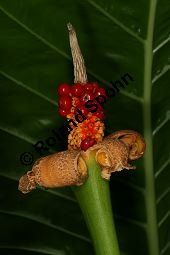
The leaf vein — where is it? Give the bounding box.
[161,241,170,255]
[0,6,70,60]
[156,186,170,205]
[158,209,170,228]
[0,70,58,106]
[153,112,170,136]
[153,36,170,54]
[87,0,144,43]
[0,173,77,203]
[152,65,170,84]
[0,210,91,243]
[155,158,170,179]
[115,214,146,229]
[0,246,59,255]
[0,5,142,103]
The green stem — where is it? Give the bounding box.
[72,150,120,255]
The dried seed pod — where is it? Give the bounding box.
[87,138,135,180]
[105,130,146,160]
[18,150,88,194]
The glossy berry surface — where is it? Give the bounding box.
[58,108,70,117]
[71,83,84,97]
[80,92,94,104]
[57,83,71,96]
[81,137,97,151]
[91,82,99,93]
[94,110,105,120]
[84,83,94,92]
[59,95,72,110]
[95,88,108,100]
[57,81,107,124]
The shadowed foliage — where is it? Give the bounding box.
[0,0,170,254]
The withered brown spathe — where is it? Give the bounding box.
[105,130,146,160]
[18,130,146,193]
[89,130,146,180]
[19,150,87,194]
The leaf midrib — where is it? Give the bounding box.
[143,1,160,255]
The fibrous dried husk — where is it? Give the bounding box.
[18,150,88,194]
[105,130,146,160]
[87,138,136,180]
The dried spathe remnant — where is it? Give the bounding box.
[18,130,146,193]
[106,130,146,160]
[95,139,135,180]
[88,138,134,180]
[88,130,146,180]
[19,150,87,194]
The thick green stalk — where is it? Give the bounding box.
[72,150,120,255]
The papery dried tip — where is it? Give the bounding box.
[67,22,73,31]
[67,22,88,84]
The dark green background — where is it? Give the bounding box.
[0,1,170,255]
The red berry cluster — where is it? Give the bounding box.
[57,82,108,120]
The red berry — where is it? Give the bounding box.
[80,92,94,104]
[81,137,97,151]
[91,82,99,93]
[95,88,108,100]
[75,105,89,117]
[94,110,105,120]
[84,83,93,92]
[57,83,71,96]
[93,103,105,119]
[58,108,70,117]
[59,95,72,110]
[71,83,84,97]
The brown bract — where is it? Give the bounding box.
[18,24,146,193]
[18,150,88,194]
[88,130,146,180]
[105,130,146,160]
[18,130,146,193]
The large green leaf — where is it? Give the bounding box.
[0,0,170,255]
